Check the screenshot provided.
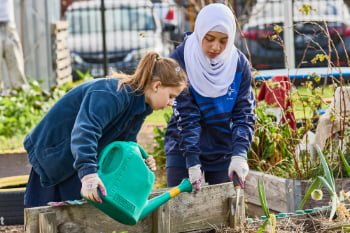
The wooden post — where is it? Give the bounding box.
[39,212,57,233]
[228,197,235,227]
[152,202,171,233]
[228,194,246,229]
[51,21,72,86]
[283,0,295,69]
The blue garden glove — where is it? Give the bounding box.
[188,164,203,192]
[228,156,249,184]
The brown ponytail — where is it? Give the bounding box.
[117,51,187,92]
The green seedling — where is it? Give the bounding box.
[299,145,348,221]
[257,178,276,233]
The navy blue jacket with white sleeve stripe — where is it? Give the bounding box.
[165,40,256,172]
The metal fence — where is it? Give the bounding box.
[9,0,350,89]
[62,0,187,79]
[63,0,350,80]
[234,0,350,70]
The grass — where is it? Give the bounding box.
[0,135,26,153]
[293,85,335,119]
[145,107,172,124]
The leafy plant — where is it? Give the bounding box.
[299,145,350,221]
[151,112,171,170]
[257,178,276,233]
[0,78,91,152]
[248,104,302,179]
[0,80,65,139]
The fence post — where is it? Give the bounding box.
[283,0,295,69]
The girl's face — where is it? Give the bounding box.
[202,31,228,59]
[145,81,185,110]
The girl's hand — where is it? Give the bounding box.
[81,173,107,203]
[145,155,157,171]
[188,164,203,192]
[228,156,249,184]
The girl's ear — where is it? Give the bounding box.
[151,80,162,92]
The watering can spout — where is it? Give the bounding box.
[140,179,192,220]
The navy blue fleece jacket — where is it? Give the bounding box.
[165,41,256,171]
[24,78,152,187]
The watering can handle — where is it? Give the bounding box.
[137,144,149,159]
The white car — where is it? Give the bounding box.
[65,0,173,78]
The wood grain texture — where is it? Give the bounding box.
[245,170,350,213]
[25,182,237,233]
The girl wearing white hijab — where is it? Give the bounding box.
[165,3,256,191]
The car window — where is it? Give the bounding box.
[67,7,156,34]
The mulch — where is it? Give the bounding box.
[0,225,24,233]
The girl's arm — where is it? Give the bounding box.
[231,55,256,158]
[172,89,202,168]
[71,91,124,179]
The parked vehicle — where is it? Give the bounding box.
[239,0,350,69]
[65,0,173,78]
[151,0,187,46]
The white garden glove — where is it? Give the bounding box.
[228,156,249,185]
[81,173,107,203]
[188,164,203,192]
[145,155,157,171]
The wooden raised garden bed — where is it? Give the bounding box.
[245,170,350,213]
[0,153,31,178]
[24,182,241,233]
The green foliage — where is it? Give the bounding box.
[75,69,93,81]
[0,81,65,139]
[339,149,350,177]
[145,107,172,124]
[151,112,171,169]
[299,146,339,220]
[257,178,276,233]
[251,80,350,180]
[248,104,302,179]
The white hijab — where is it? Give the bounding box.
[184,3,238,98]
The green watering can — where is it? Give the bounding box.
[87,141,192,225]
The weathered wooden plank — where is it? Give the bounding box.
[53,57,71,70]
[245,170,350,213]
[168,182,235,232]
[51,21,69,33]
[52,49,70,61]
[245,171,291,212]
[56,76,72,86]
[25,182,238,233]
[25,206,53,233]
[228,194,245,229]
[25,204,153,233]
[51,20,72,86]
[52,41,68,51]
[52,30,69,42]
[55,66,72,79]
[39,212,57,233]
[152,202,171,233]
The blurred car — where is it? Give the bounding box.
[239,0,350,69]
[151,0,186,46]
[65,0,173,78]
